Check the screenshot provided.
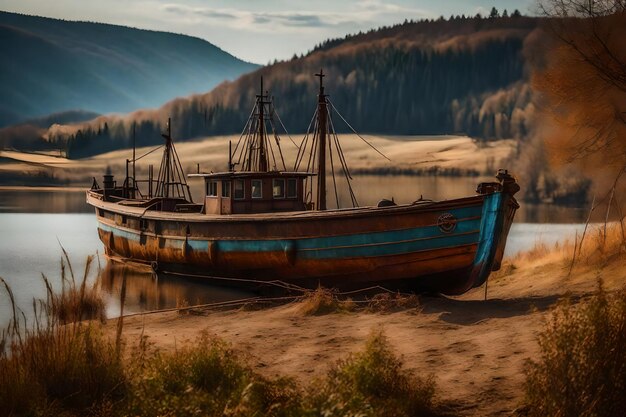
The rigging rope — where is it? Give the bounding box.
[133,144,164,162]
[329,101,391,162]
[273,106,300,150]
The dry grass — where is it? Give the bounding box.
[0,254,113,416]
[295,287,354,316]
[522,282,626,417]
[295,287,421,316]
[43,253,106,324]
[499,222,626,276]
[0,323,125,416]
[366,292,421,313]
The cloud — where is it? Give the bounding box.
[161,4,237,20]
[197,10,237,20]
[161,4,344,29]
[252,12,339,28]
[159,1,430,32]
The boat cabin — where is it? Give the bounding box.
[190,171,314,215]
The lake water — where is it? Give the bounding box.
[0,177,591,327]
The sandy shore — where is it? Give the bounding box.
[107,247,626,416]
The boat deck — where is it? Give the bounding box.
[87,189,485,223]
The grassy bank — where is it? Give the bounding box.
[0,267,442,416]
[1,322,441,416]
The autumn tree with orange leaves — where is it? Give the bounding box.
[535,1,626,186]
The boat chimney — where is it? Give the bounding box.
[103,174,115,190]
[228,140,233,171]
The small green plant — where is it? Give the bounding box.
[523,283,626,417]
[304,331,437,417]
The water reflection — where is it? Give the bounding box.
[0,188,91,213]
[98,262,253,317]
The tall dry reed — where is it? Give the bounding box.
[0,254,122,416]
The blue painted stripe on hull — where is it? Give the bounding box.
[100,224,140,242]
[297,232,478,259]
[98,204,483,260]
[216,219,480,253]
[295,206,482,249]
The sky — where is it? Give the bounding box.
[0,0,535,64]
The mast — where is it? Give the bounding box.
[232,77,290,174]
[154,117,193,202]
[163,118,172,198]
[315,69,327,211]
[257,77,268,172]
[132,122,136,199]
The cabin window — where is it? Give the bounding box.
[222,181,231,198]
[140,219,148,230]
[287,178,297,198]
[234,179,245,199]
[251,179,262,199]
[207,180,218,197]
[273,179,285,199]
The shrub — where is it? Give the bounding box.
[124,332,302,417]
[304,331,438,416]
[523,283,626,417]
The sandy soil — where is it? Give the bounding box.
[0,135,516,183]
[107,249,626,416]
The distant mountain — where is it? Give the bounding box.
[0,11,258,127]
[48,15,541,158]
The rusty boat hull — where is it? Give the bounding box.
[86,188,518,295]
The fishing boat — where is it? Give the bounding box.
[86,71,519,295]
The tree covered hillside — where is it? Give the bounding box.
[0,11,258,127]
[48,13,539,158]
